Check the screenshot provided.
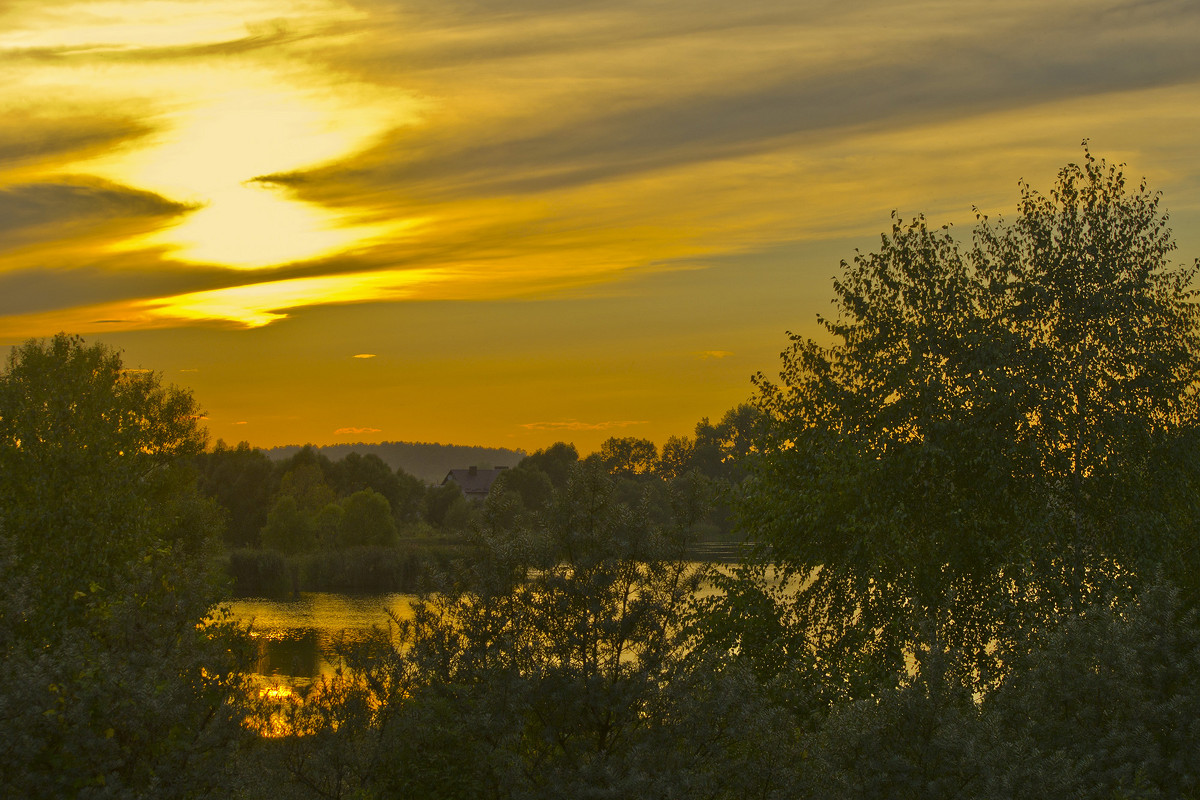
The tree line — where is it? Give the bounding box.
[201,406,762,550]
[4,145,1200,798]
[195,404,761,596]
[261,441,525,485]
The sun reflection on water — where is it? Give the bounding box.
[231,592,414,736]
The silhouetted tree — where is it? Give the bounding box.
[490,463,555,513]
[330,452,401,514]
[730,147,1200,697]
[0,334,248,798]
[517,441,579,489]
[195,440,277,547]
[657,434,695,481]
[594,436,659,478]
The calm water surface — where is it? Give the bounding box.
[230,593,416,685]
[230,559,748,686]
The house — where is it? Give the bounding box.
[441,466,508,501]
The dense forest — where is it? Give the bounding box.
[260,442,527,485]
[196,405,755,596]
[4,148,1200,798]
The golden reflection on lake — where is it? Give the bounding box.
[230,592,417,683]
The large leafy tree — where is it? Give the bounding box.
[734,148,1200,694]
[329,452,413,524]
[593,436,660,478]
[261,494,319,555]
[336,488,398,548]
[690,403,765,482]
[0,334,248,798]
[518,441,580,489]
[975,151,1200,580]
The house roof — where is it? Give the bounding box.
[442,466,508,497]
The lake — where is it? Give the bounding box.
[229,559,750,687]
[231,592,417,687]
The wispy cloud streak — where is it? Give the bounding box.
[1,0,1199,335]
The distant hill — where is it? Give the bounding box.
[262,441,527,484]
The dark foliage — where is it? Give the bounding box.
[228,548,290,597]
[733,146,1200,695]
[263,441,525,484]
[0,334,251,798]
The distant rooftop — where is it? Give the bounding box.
[442,466,508,499]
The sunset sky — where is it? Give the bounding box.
[2,0,1200,453]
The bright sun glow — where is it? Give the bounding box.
[125,181,384,269]
[20,0,414,271]
[87,78,410,268]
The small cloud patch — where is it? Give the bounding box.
[698,350,733,359]
[234,421,248,425]
[335,426,382,435]
[353,353,377,359]
[519,420,648,432]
